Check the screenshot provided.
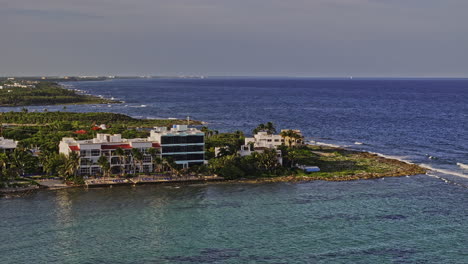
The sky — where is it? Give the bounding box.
[1,0,467,77]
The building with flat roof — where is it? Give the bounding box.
[244,130,304,149]
[238,129,304,165]
[0,137,18,153]
[59,133,161,176]
[149,125,205,168]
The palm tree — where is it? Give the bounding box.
[0,152,9,183]
[265,122,276,134]
[162,157,179,176]
[280,130,301,147]
[9,147,29,176]
[114,147,126,176]
[131,148,143,174]
[97,155,111,177]
[252,123,266,134]
[64,151,80,181]
[147,147,162,173]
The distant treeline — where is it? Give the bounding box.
[0,112,201,127]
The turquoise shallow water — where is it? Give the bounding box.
[1,175,467,263]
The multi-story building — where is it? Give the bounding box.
[238,129,304,165]
[148,125,205,168]
[0,137,18,153]
[59,134,161,176]
[244,130,304,149]
[244,131,285,148]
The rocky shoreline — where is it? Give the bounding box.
[1,148,428,196]
[220,148,428,184]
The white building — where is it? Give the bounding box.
[59,125,206,176]
[238,130,304,165]
[244,131,285,148]
[148,125,205,169]
[0,137,18,153]
[59,133,161,176]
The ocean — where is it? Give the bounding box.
[1,78,467,263]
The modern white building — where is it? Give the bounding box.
[243,130,304,149]
[244,131,285,148]
[238,129,304,165]
[148,125,205,168]
[0,137,18,153]
[59,134,161,176]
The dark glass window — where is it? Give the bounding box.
[162,135,204,144]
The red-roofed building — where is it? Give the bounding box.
[59,133,161,176]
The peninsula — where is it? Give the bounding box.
[0,119,426,194]
[0,79,114,106]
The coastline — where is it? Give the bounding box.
[0,80,118,107]
[1,147,427,196]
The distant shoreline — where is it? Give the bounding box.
[0,80,117,107]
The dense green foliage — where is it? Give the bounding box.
[204,130,245,159]
[252,122,276,134]
[0,148,40,187]
[0,81,114,106]
[206,145,317,179]
[0,111,200,127]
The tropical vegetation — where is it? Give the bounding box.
[0,81,115,106]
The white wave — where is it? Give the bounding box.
[354,142,364,145]
[420,163,468,179]
[309,141,345,148]
[456,163,468,170]
[367,152,415,164]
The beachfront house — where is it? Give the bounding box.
[59,133,161,176]
[0,137,18,153]
[238,129,305,165]
[243,130,304,149]
[148,125,205,169]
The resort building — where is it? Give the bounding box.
[59,125,206,176]
[148,125,205,168]
[0,137,18,153]
[59,133,161,176]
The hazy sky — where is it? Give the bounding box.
[1,0,467,77]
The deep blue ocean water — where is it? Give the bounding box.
[1,78,467,263]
